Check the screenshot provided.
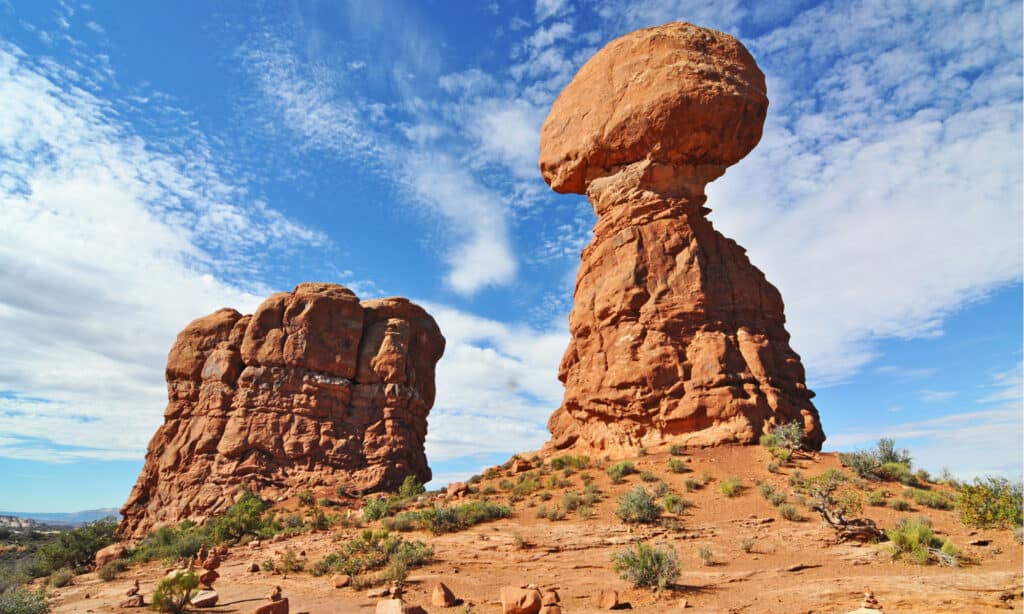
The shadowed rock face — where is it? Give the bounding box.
[120,283,445,538]
[539,22,825,456]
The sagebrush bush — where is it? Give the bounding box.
[607,461,636,483]
[610,542,680,589]
[151,571,198,614]
[956,477,1023,528]
[296,490,315,506]
[905,487,953,510]
[740,538,756,553]
[886,518,959,566]
[382,501,511,534]
[718,477,743,498]
[778,504,801,521]
[890,499,912,511]
[697,546,714,566]
[616,487,662,524]
[838,450,878,478]
[668,458,689,474]
[867,491,887,506]
[0,586,49,614]
[310,530,432,578]
[759,421,805,457]
[683,478,701,492]
[550,455,591,470]
[669,444,685,456]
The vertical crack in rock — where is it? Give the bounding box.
[539,22,825,456]
[119,283,445,538]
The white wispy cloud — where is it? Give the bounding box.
[0,40,321,461]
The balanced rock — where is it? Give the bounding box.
[120,283,445,537]
[539,22,825,454]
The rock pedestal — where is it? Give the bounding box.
[539,22,825,455]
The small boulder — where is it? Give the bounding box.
[253,598,289,614]
[500,586,542,614]
[511,459,533,473]
[376,598,425,614]
[541,590,560,605]
[249,561,261,573]
[191,589,219,608]
[198,569,219,587]
[332,574,351,588]
[95,543,129,570]
[446,482,469,498]
[596,589,619,609]
[432,582,457,607]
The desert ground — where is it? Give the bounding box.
[44,446,1022,613]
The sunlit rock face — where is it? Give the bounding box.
[120,282,445,538]
[539,22,825,456]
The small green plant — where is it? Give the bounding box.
[48,568,73,588]
[296,490,315,506]
[616,486,662,524]
[561,491,582,511]
[905,487,953,510]
[35,518,118,574]
[0,586,50,614]
[668,458,689,474]
[955,477,1023,528]
[683,478,701,492]
[151,571,199,614]
[309,530,432,578]
[261,558,275,572]
[653,481,670,498]
[607,461,636,483]
[718,477,743,497]
[279,546,304,572]
[669,444,685,456]
[778,504,801,521]
[766,461,780,473]
[640,471,658,483]
[697,545,714,566]
[399,475,426,499]
[739,538,756,553]
[611,542,680,589]
[97,558,127,581]
[513,533,527,550]
[759,421,805,460]
[335,484,350,498]
[867,491,887,506]
[550,455,591,470]
[890,499,912,511]
[886,518,959,566]
[362,496,400,521]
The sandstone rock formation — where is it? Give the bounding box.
[120,283,445,538]
[539,22,825,454]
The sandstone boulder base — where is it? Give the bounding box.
[120,283,445,538]
[501,586,543,614]
[539,22,825,455]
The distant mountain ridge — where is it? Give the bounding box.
[0,508,119,526]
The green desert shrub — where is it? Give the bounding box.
[35,518,117,575]
[890,499,912,511]
[683,478,701,492]
[766,461,780,473]
[362,496,401,522]
[718,477,743,498]
[955,477,1023,529]
[668,458,689,474]
[778,504,801,521]
[697,545,714,566]
[867,491,887,507]
[207,490,279,543]
[0,586,50,614]
[550,455,591,471]
[616,487,662,524]
[607,461,636,483]
[640,471,658,483]
[611,542,680,589]
[382,501,511,534]
[739,538,756,553]
[661,494,693,514]
[97,558,127,582]
[151,571,198,614]
[47,568,73,588]
[759,421,805,460]
[669,444,685,456]
[905,487,953,510]
[309,530,432,578]
[838,450,878,479]
[296,490,315,506]
[886,518,960,566]
[399,475,426,499]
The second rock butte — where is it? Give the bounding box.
[120,283,445,538]
[539,22,825,455]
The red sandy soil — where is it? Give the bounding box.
[46,447,1022,613]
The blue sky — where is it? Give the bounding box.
[0,0,1020,513]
